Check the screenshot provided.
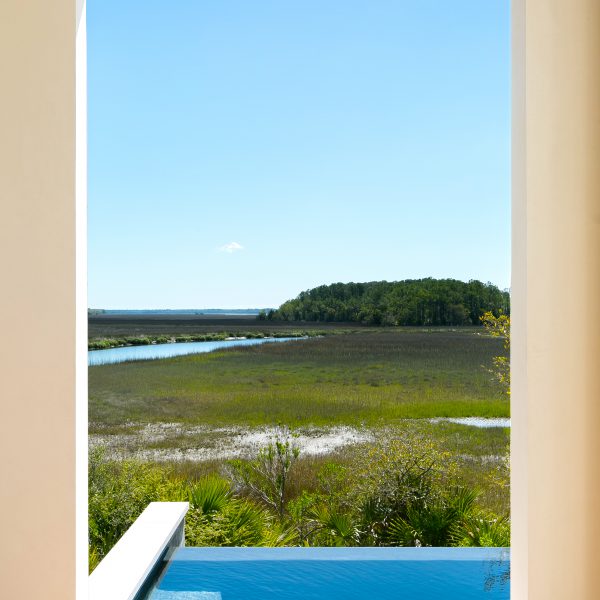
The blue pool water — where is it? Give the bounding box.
[143,547,510,600]
[88,337,303,366]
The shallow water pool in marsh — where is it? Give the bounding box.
[430,417,511,428]
[88,337,304,366]
[143,547,510,600]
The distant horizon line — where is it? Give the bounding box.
[88,308,273,313]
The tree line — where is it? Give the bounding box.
[263,278,510,326]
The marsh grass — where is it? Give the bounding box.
[89,328,510,555]
[89,329,508,427]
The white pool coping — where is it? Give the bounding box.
[89,501,189,600]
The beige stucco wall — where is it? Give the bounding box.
[0,1,76,599]
[0,1,599,599]
[512,0,600,598]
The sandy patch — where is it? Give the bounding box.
[430,417,511,429]
[89,423,374,462]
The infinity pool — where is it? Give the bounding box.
[141,547,510,600]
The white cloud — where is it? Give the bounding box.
[218,241,244,254]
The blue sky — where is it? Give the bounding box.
[88,0,510,309]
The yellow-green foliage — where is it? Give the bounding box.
[88,448,185,571]
[89,432,509,569]
[480,311,510,395]
[352,434,459,504]
[299,435,510,548]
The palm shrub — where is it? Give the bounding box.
[308,504,359,546]
[286,463,357,546]
[185,475,297,547]
[387,486,479,547]
[349,434,459,545]
[187,475,231,514]
[277,436,507,549]
[345,437,508,548]
[451,512,510,547]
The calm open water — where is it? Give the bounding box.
[88,337,303,366]
[144,547,510,600]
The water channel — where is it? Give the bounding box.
[88,337,304,366]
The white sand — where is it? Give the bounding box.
[89,424,374,462]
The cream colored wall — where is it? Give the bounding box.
[1,1,599,599]
[0,1,75,599]
[512,0,600,598]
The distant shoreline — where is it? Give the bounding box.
[88,313,371,348]
[88,308,271,316]
[88,331,322,351]
[88,312,482,350]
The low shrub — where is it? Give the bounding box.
[88,447,184,570]
[89,433,510,571]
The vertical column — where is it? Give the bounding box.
[513,1,600,598]
[510,1,527,597]
[76,2,88,597]
[0,2,76,599]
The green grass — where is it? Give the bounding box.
[89,327,510,543]
[89,328,508,427]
